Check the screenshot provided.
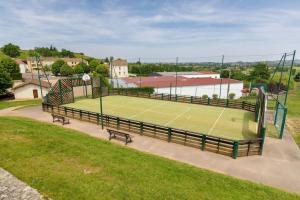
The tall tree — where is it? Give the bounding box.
[60,64,74,76]
[248,63,270,81]
[1,43,20,58]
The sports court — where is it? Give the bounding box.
[66,96,257,140]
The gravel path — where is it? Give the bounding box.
[0,168,43,200]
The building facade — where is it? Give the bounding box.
[27,57,87,71]
[116,76,243,99]
[12,80,51,99]
[111,59,129,78]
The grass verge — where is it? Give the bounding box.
[0,116,299,200]
[0,99,41,110]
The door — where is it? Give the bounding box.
[33,89,38,98]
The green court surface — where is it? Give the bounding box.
[66,96,257,140]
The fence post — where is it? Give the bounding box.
[233,141,239,159]
[117,117,120,129]
[208,98,211,105]
[168,128,172,142]
[201,135,206,150]
[161,93,164,100]
[64,107,67,116]
[191,96,193,103]
[79,110,82,119]
[97,113,100,125]
[226,99,229,107]
[175,95,178,101]
[279,107,287,139]
[242,101,245,109]
[273,101,279,125]
[140,122,144,135]
[58,79,63,104]
[259,127,266,155]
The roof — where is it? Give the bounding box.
[122,76,242,88]
[12,79,51,90]
[154,71,219,76]
[112,59,128,66]
[27,57,85,63]
[15,59,26,65]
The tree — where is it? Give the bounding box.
[61,49,74,58]
[1,43,20,57]
[51,59,65,76]
[229,93,236,100]
[88,59,101,72]
[74,64,84,74]
[95,64,109,76]
[60,64,73,76]
[76,62,91,73]
[0,69,12,94]
[248,63,270,81]
[220,70,229,78]
[0,57,19,74]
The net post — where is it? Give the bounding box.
[284,50,296,106]
[274,101,279,125]
[99,77,104,130]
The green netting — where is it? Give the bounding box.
[273,102,287,138]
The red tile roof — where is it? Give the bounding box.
[122,76,242,88]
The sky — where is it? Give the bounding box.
[0,0,299,62]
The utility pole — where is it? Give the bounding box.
[35,54,43,98]
[139,57,142,88]
[175,57,178,95]
[226,69,231,99]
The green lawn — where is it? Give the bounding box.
[0,99,42,110]
[0,116,299,200]
[66,96,257,140]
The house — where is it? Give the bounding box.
[15,59,28,73]
[27,57,87,71]
[153,71,220,79]
[110,59,129,78]
[12,79,51,99]
[116,76,243,99]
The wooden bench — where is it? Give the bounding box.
[51,114,70,125]
[107,129,133,145]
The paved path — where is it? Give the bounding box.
[1,106,300,195]
[0,168,43,200]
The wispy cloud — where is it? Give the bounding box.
[0,0,299,60]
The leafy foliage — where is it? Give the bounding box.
[0,57,19,74]
[1,43,20,58]
[74,64,84,74]
[0,69,12,94]
[229,93,236,100]
[60,64,74,76]
[248,63,270,81]
[51,59,65,76]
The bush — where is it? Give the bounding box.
[0,69,12,94]
[202,94,208,99]
[60,64,73,76]
[118,87,154,94]
[74,64,84,74]
[228,93,236,100]
[212,94,218,99]
[10,73,22,80]
[0,57,19,74]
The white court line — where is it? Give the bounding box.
[208,108,226,134]
[164,107,191,126]
[129,101,169,118]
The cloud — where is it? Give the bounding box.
[0,0,299,60]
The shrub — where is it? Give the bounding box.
[228,93,236,100]
[212,94,218,99]
[202,94,208,99]
[60,64,73,76]
[74,64,84,74]
[51,59,65,76]
[2,43,20,57]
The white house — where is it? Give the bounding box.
[12,80,51,99]
[15,59,28,73]
[110,59,129,78]
[118,76,243,99]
